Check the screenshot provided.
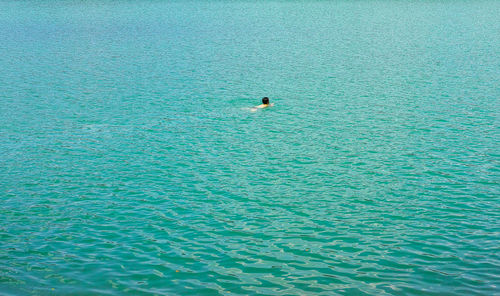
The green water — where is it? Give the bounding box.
[1,0,499,295]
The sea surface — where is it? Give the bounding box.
[1,0,499,295]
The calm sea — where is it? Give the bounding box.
[1,0,499,295]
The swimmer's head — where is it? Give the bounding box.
[262,97,270,105]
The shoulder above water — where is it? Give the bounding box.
[251,103,274,112]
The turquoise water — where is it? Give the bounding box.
[1,0,499,294]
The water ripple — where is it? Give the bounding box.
[1,0,500,295]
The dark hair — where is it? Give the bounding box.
[262,97,269,104]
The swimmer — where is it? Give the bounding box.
[251,97,274,111]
